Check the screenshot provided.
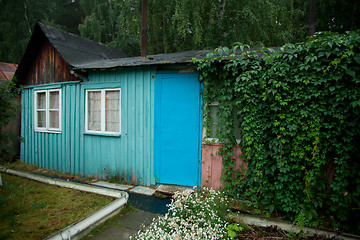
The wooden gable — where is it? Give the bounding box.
[25,40,78,86]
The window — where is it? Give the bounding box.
[204,102,241,142]
[85,89,121,134]
[34,89,61,132]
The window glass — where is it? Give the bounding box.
[105,90,120,132]
[35,89,61,132]
[37,92,46,109]
[207,103,241,140]
[209,104,219,138]
[85,88,121,134]
[37,111,46,128]
[49,111,59,128]
[88,91,101,131]
[49,91,59,109]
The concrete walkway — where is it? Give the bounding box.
[88,210,158,240]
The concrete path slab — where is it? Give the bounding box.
[156,184,190,195]
[91,210,158,240]
[92,181,133,191]
[130,186,156,196]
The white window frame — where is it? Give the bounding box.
[85,88,121,135]
[34,89,62,133]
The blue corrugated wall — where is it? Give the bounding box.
[21,66,156,186]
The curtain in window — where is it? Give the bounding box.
[105,90,120,132]
[49,91,59,128]
[209,104,219,138]
[37,92,46,128]
[88,91,101,131]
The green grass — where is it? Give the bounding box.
[0,173,115,240]
[3,161,93,183]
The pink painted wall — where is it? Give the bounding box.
[201,143,247,190]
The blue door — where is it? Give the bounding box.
[155,73,201,186]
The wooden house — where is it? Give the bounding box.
[15,23,245,188]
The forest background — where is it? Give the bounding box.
[0,0,359,64]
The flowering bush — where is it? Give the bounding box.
[133,187,230,240]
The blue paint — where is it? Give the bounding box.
[21,67,202,187]
[21,67,156,186]
[155,73,201,186]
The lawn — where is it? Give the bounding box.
[0,173,114,240]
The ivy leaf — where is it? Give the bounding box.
[351,100,360,108]
[228,230,236,239]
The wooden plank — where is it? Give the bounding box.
[24,41,78,86]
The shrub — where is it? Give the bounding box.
[133,188,230,240]
[0,79,20,162]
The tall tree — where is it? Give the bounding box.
[79,0,306,56]
[316,0,360,32]
[0,0,83,64]
[147,0,305,53]
[78,0,141,57]
[1,0,359,62]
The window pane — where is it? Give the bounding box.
[37,111,46,128]
[88,91,101,131]
[49,111,59,129]
[49,91,59,109]
[209,104,219,138]
[208,104,241,139]
[37,92,46,109]
[105,90,120,132]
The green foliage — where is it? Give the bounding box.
[78,0,141,57]
[0,80,21,162]
[0,0,83,63]
[195,31,360,234]
[0,80,19,127]
[316,0,360,33]
[2,0,359,62]
[78,0,305,57]
[148,0,303,54]
[226,223,244,239]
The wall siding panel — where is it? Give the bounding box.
[201,143,247,190]
[21,67,156,186]
[25,41,78,86]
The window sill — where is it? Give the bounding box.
[83,132,121,137]
[203,138,241,145]
[35,129,62,134]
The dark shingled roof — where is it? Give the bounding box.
[14,22,126,82]
[73,48,276,70]
[14,22,276,81]
[73,50,214,70]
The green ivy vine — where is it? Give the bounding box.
[194,31,360,233]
